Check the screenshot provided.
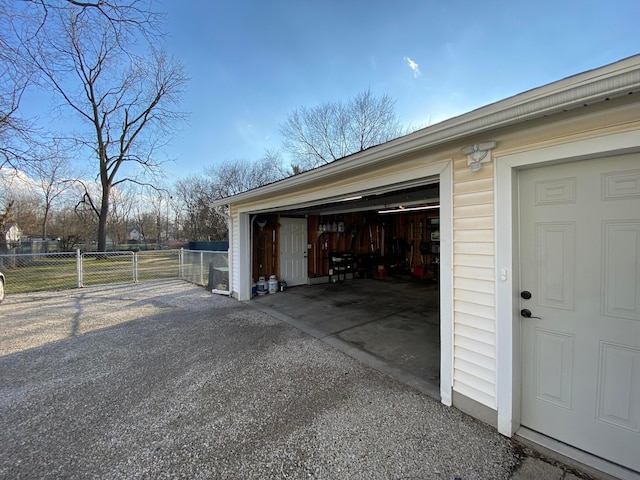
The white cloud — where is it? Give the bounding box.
[404,56,422,78]
[0,167,36,194]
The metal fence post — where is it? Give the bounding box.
[76,249,83,287]
[132,251,138,282]
[200,251,204,286]
[179,248,184,279]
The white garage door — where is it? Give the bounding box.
[519,153,640,472]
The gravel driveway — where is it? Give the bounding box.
[0,280,524,479]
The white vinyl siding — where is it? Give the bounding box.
[455,311,496,332]
[454,374,496,408]
[455,289,495,306]
[452,157,497,409]
[455,277,495,293]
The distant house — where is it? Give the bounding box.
[128,228,144,242]
[4,223,22,247]
[213,55,640,478]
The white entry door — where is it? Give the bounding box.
[519,153,640,472]
[280,217,308,286]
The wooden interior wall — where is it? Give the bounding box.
[306,210,440,278]
[250,210,440,282]
[252,214,279,281]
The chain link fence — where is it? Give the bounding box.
[0,249,228,295]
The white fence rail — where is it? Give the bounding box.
[0,249,228,295]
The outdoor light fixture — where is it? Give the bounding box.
[378,205,440,214]
[461,140,497,172]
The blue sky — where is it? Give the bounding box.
[161,0,639,178]
[19,1,640,179]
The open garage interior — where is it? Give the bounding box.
[250,180,442,397]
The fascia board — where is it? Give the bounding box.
[213,55,640,209]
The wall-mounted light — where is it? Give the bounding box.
[461,140,497,172]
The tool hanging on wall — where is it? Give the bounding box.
[317,233,324,276]
[272,227,276,274]
[319,235,324,275]
[409,221,414,267]
[313,242,316,276]
[422,218,431,265]
[257,217,267,277]
[350,223,358,252]
[419,220,424,266]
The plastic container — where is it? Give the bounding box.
[268,275,278,294]
[256,276,268,295]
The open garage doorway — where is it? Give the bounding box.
[250,180,442,399]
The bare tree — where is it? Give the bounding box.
[2,1,160,170]
[0,167,40,242]
[174,176,225,242]
[207,157,285,199]
[144,190,167,245]
[107,185,135,247]
[0,72,35,170]
[50,203,94,251]
[173,157,285,242]
[20,1,187,252]
[0,2,39,170]
[25,150,75,241]
[10,190,41,240]
[280,88,403,172]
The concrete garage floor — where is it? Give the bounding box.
[252,276,441,399]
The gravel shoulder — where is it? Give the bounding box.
[0,280,523,479]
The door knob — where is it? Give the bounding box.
[520,291,532,300]
[520,309,541,319]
